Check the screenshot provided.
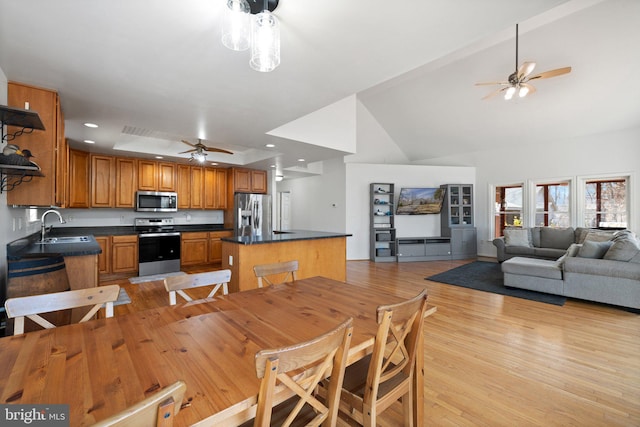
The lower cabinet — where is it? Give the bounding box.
[450,228,477,260]
[97,235,139,281]
[181,232,209,266]
[396,237,451,262]
[182,230,233,267]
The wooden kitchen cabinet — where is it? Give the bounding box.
[158,162,176,191]
[230,168,267,194]
[111,235,138,274]
[115,157,137,208]
[67,149,91,208]
[90,154,115,207]
[7,82,66,207]
[95,236,111,274]
[181,232,209,266]
[204,167,228,209]
[176,164,191,209]
[208,230,233,264]
[137,160,158,191]
[137,160,175,192]
[190,167,204,209]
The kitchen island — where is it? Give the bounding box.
[221,230,351,293]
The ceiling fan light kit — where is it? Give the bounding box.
[476,24,571,101]
[222,0,280,72]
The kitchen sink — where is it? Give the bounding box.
[37,236,91,244]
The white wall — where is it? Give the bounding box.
[276,157,346,232]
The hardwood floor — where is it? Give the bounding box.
[112,260,640,426]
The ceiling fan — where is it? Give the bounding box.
[476,24,571,100]
[179,139,233,162]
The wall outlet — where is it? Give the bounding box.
[228,255,233,266]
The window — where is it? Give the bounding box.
[584,178,627,228]
[495,185,523,237]
[535,181,570,227]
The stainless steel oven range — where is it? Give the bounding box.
[135,217,181,276]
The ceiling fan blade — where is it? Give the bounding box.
[181,139,197,148]
[517,61,536,80]
[520,83,537,97]
[475,81,509,86]
[202,146,234,155]
[481,87,508,100]
[179,149,197,154]
[526,66,572,81]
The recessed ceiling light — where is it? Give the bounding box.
[266,144,275,148]
[298,158,305,162]
[270,164,276,168]
[155,156,163,159]
[83,122,98,128]
[210,162,218,166]
[83,139,95,144]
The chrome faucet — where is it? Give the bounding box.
[41,209,66,241]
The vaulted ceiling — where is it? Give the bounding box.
[1,0,638,179]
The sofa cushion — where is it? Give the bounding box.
[504,228,531,247]
[583,230,615,242]
[540,227,574,250]
[603,235,640,262]
[531,227,542,247]
[533,247,567,259]
[577,240,613,259]
[566,243,581,257]
[501,257,563,280]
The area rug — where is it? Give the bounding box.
[129,271,186,284]
[426,261,566,306]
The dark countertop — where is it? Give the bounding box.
[222,230,352,245]
[6,224,231,260]
[7,235,102,260]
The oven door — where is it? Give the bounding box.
[138,233,181,276]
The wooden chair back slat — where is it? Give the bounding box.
[163,270,231,305]
[253,260,299,288]
[4,285,121,335]
[91,380,186,427]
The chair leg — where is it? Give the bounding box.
[362,403,376,427]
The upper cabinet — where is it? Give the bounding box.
[91,154,115,208]
[137,160,175,192]
[115,157,137,208]
[6,82,66,207]
[67,149,90,208]
[230,168,267,194]
[176,164,227,210]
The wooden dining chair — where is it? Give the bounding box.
[163,269,231,305]
[91,380,187,427]
[253,260,299,287]
[211,317,353,427]
[4,285,121,335]
[334,289,428,427]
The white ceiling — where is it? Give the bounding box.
[1,0,639,179]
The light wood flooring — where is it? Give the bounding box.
[111,259,640,426]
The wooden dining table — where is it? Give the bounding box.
[0,276,436,426]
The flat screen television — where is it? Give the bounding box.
[396,187,445,215]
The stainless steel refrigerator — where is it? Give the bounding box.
[234,193,272,237]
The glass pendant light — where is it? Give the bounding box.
[221,0,251,51]
[250,6,280,72]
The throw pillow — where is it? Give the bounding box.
[566,243,581,258]
[504,229,531,247]
[583,230,614,242]
[540,227,574,249]
[603,236,640,262]
[577,240,613,259]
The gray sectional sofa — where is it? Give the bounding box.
[501,230,640,310]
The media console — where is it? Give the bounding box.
[396,237,451,262]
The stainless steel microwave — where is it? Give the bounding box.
[136,191,178,212]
